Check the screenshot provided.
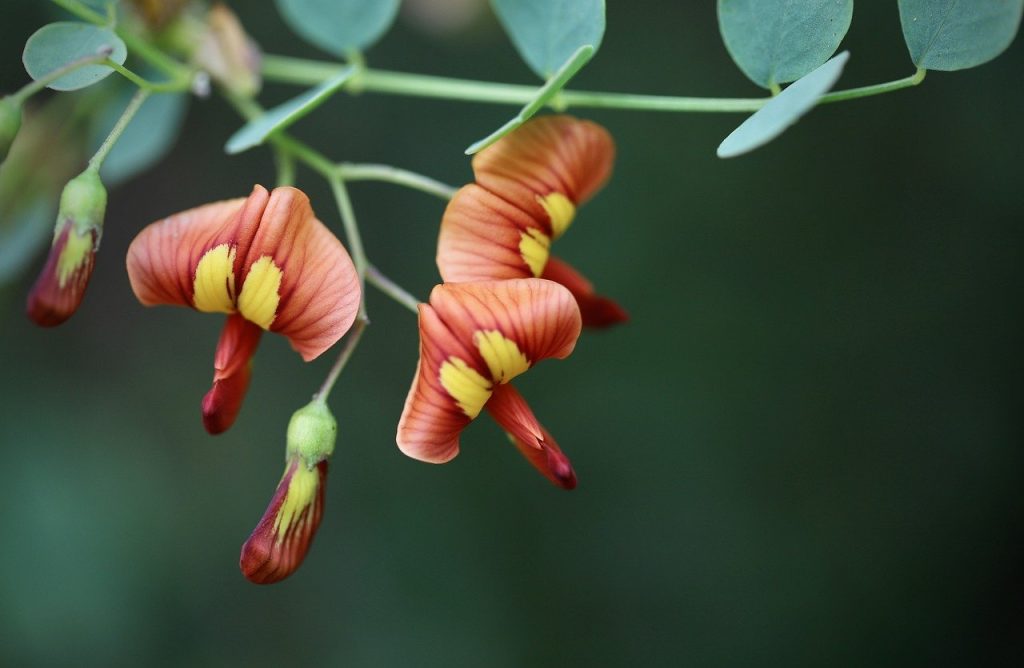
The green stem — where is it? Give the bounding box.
[262,54,931,114]
[106,60,192,93]
[819,68,926,104]
[366,264,421,314]
[274,147,296,187]
[339,162,457,201]
[87,88,149,171]
[11,51,113,105]
[314,315,367,403]
[329,175,368,319]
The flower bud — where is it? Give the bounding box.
[26,169,107,326]
[0,96,22,164]
[194,3,262,97]
[286,400,337,466]
[240,401,337,584]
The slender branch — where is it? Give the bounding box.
[329,176,369,320]
[87,88,149,171]
[105,59,193,93]
[366,264,421,314]
[339,163,457,201]
[819,68,926,104]
[314,316,367,403]
[11,50,113,104]
[274,147,296,187]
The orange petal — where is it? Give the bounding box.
[437,184,538,282]
[396,279,582,464]
[26,223,96,327]
[541,256,628,328]
[472,115,614,226]
[126,186,268,309]
[487,384,576,489]
[240,457,327,584]
[201,314,262,434]
[238,187,360,361]
[428,279,581,365]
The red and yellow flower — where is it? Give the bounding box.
[126,184,360,433]
[437,115,627,328]
[397,278,582,488]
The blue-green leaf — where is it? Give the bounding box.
[275,0,400,56]
[718,0,852,89]
[717,51,849,158]
[491,0,605,79]
[465,45,594,154]
[898,0,1023,71]
[91,90,188,186]
[22,22,127,92]
[226,66,356,155]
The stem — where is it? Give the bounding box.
[329,176,369,320]
[339,163,457,201]
[366,264,421,314]
[274,147,296,186]
[819,68,926,104]
[87,88,149,171]
[262,54,932,114]
[314,316,367,403]
[106,60,193,93]
[11,51,112,104]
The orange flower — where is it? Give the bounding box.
[126,185,360,433]
[397,279,582,488]
[437,115,627,328]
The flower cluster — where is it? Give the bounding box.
[27,114,621,583]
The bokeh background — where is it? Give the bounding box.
[2,2,1022,666]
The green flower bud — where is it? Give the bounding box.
[59,168,107,240]
[0,96,23,163]
[286,400,337,466]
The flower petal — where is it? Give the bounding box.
[437,184,538,282]
[26,223,96,327]
[472,115,614,229]
[126,186,268,310]
[396,279,582,464]
[239,187,360,361]
[487,384,577,489]
[201,314,262,434]
[541,256,628,328]
[240,457,327,585]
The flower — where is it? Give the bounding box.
[437,115,627,328]
[397,278,582,488]
[126,185,360,433]
[26,169,107,326]
[241,400,335,584]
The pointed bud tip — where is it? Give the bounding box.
[26,224,97,327]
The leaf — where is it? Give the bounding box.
[22,22,127,92]
[491,0,605,79]
[225,66,356,155]
[717,51,849,159]
[718,0,853,89]
[91,89,188,186]
[898,0,1024,71]
[465,45,594,155]
[275,0,400,56]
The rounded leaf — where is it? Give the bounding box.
[718,0,852,89]
[23,22,127,92]
[491,0,605,79]
[717,51,849,158]
[275,0,400,56]
[899,0,1023,71]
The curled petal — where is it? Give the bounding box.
[396,279,581,464]
[238,187,360,361]
[437,184,538,282]
[472,115,614,227]
[541,256,628,328]
[240,457,327,585]
[126,187,268,309]
[488,384,576,489]
[26,224,96,327]
[201,314,263,434]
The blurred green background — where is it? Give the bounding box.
[2,2,1022,666]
